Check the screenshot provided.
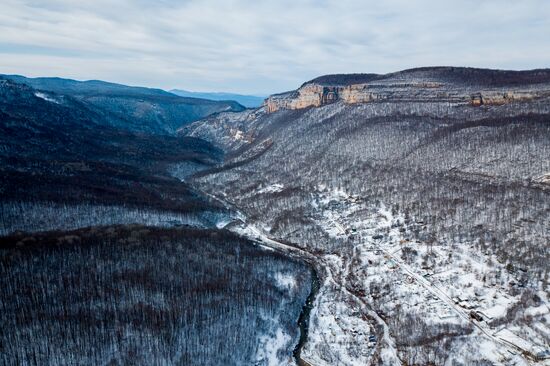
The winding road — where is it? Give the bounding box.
[371,240,538,363]
[198,189,396,365]
[198,188,539,365]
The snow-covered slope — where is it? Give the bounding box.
[183,67,550,365]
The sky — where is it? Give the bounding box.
[1,0,549,95]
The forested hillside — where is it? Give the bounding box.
[183,67,550,365]
[0,78,232,234]
[2,67,548,365]
[0,77,312,365]
[1,74,244,134]
[0,226,311,365]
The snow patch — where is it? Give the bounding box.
[233,130,244,140]
[273,272,296,290]
[533,172,550,184]
[258,184,284,194]
[255,328,292,366]
[34,92,60,104]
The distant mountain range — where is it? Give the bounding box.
[0,77,224,212]
[170,89,265,108]
[0,74,245,134]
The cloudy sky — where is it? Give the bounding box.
[1,0,549,94]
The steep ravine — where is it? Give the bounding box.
[293,269,320,366]
[181,171,320,365]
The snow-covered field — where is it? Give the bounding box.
[189,175,550,365]
[306,188,549,365]
[223,186,549,365]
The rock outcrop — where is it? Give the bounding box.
[264,67,550,112]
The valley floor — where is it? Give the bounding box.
[205,188,550,366]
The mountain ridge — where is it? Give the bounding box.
[264,67,550,113]
[181,65,550,363]
[303,67,550,87]
[170,89,265,108]
[0,74,245,134]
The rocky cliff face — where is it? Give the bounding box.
[264,67,550,112]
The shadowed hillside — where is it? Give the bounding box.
[1,74,245,134]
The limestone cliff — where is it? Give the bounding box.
[264,67,550,112]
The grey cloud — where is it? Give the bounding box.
[0,0,549,94]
